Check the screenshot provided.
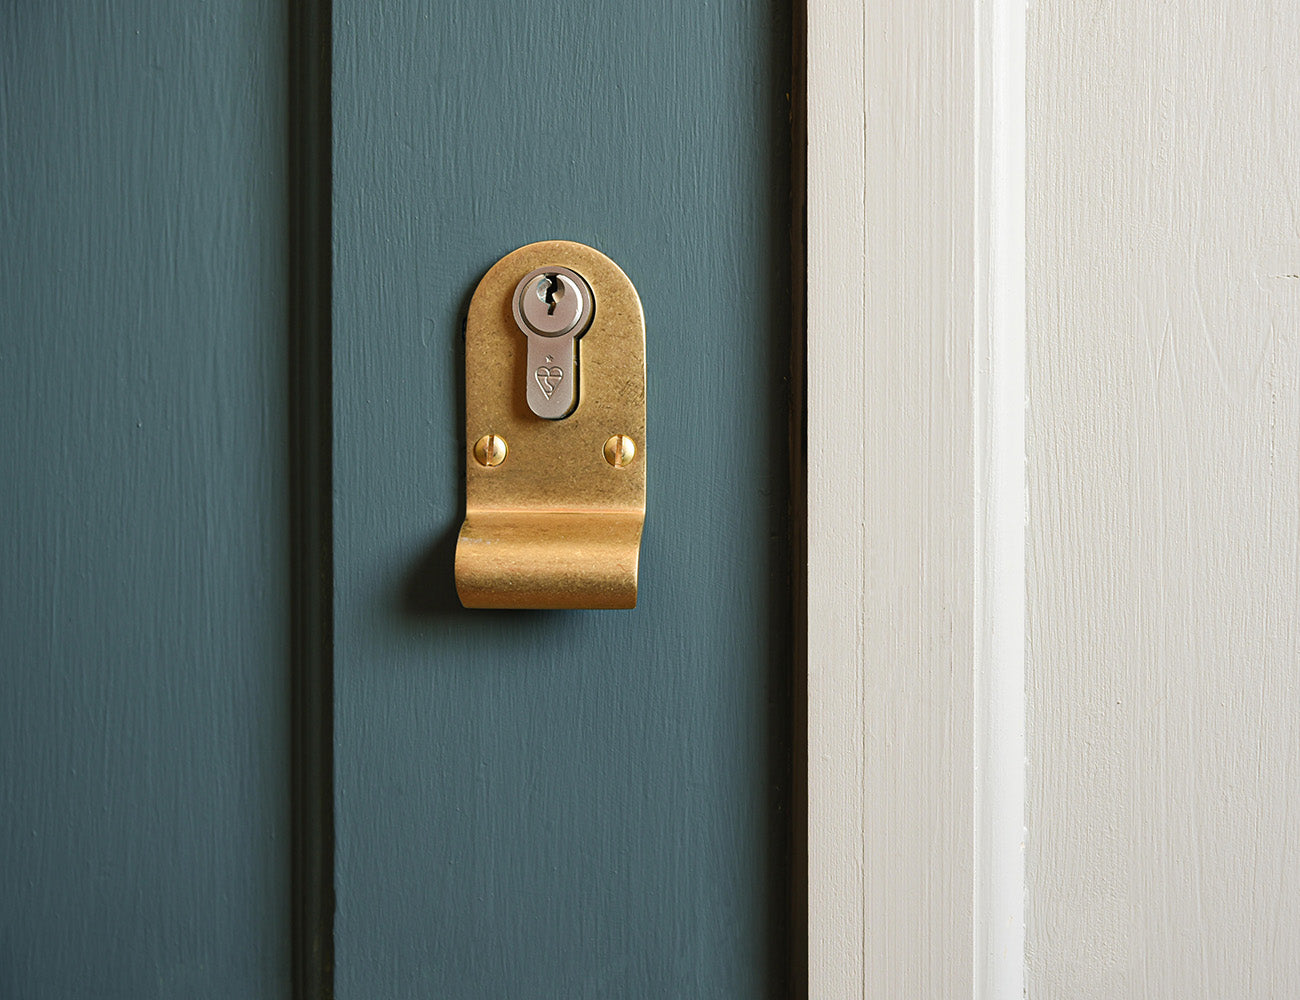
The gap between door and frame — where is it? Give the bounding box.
[288,0,336,996]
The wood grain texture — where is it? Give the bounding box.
[0,2,290,996]
[806,0,976,994]
[331,1,794,996]
[1029,1,1300,995]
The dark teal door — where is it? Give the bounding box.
[2,1,795,996]
[1,2,292,995]
[332,1,796,995]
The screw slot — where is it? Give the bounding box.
[603,434,636,469]
[473,434,507,467]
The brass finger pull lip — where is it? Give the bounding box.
[454,240,647,610]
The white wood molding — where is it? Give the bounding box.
[811,0,1296,995]
[974,0,1026,995]
[1028,2,1300,996]
[806,0,1025,994]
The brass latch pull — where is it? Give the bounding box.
[454,241,647,609]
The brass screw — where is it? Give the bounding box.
[603,434,636,469]
[473,433,507,467]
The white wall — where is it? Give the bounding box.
[1028,1,1300,996]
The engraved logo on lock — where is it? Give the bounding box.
[535,366,564,399]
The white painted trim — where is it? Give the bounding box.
[805,0,867,990]
[806,0,1025,994]
[973,0,1026,995]
[1026,2,1300,995]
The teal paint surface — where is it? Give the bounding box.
[332,2,795,996]
[0,3,290,995]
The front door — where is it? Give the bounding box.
[1,1,798,996]
[329,2,797,995]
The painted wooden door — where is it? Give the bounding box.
[1,0,796,996]
[1,2,292,995]
[330,1,797,996]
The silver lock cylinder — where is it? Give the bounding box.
[511,265,593,419]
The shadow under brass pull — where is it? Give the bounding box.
[454,240,647,610]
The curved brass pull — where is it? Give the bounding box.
[454,241,647,609]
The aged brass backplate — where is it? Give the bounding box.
[454,241,646,609]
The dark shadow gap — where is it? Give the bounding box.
[758,0,802,993]
[287,0,335,997]
[789,0,809,994]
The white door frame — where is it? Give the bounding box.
[810,0,1300,996]
[805,0,1025,995]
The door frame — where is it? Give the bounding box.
[803,0,1025,994]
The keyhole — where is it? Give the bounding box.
[540,274,564,315]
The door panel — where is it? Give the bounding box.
[332,1,796,995]
[0,2,290,996]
